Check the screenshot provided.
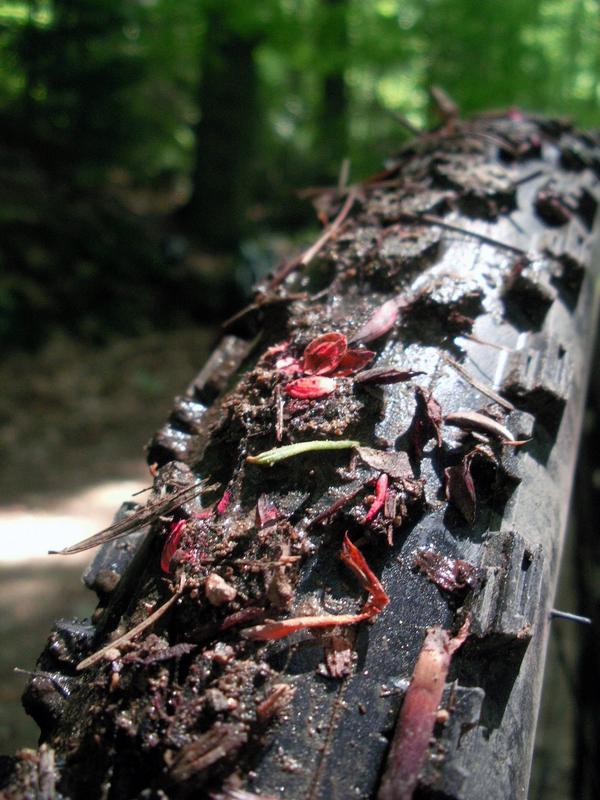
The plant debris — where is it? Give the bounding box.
[413,548,483,595]
[377,620,470,800]
[355,367,425,385]
[241,534,388,640]
[410,386,443,460]
[349,298,400,344]
[444,451,477,525]
[355,447,413,479]
[246,439,360,466]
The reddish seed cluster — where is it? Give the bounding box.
[277,331,375,399]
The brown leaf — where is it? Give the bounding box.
[355,367,425,385]
[444,452,476,525]
[355,447,413,479]
[413,548,482,594]
[410,386,443,460]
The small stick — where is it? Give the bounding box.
[458,334,514,352]
[267,189,358,290]
[308,484,371,526]
[337,157,351,193]
[550,609,592,625]
[397,212,527,257]
[443,356,515,411]
[77,583,184,671]
[514,169,545,186]
[274,385,284,442]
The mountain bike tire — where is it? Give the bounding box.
[7,111,600,800]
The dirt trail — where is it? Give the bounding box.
[0,476,148,753]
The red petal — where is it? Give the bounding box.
[285,376,337,399]
[216,489,231,515]
[160,519,187,574]
[302,332,347,375]
[334,348,375,376]
[340,532,389,612]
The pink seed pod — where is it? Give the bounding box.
[349,299,399,344]
[334,348,376,376]
[284,376,337,399]
[302,332,347,375]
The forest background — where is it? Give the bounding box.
[0,1,599,797]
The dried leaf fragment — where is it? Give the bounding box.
[255,494,281,528]
[364,473,389,523]
[413,548,482,594]
[355,447,413,480]
[256,683,296,722]
[340,532,389,613]
[444,410,515,443]
[167,722,248,783]
[410,386,443,460]
[355,367,425,385]
[161,519,187,574]
[334,348,376,376]
[444,452,476,525]
[216,489,232,515]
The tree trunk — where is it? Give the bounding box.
[176,9,259,251]
[314,0,349,183]
[4,112,600,800]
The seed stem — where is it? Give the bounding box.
[246,439,360,466]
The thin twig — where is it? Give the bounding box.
[397,212,527,256]
[443,356,515,411]
[337,158,351,193]
[458,334,514,352]
[77,583,184,671]
[267,190,358,291]
[514,169,545,186]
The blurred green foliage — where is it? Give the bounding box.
[0,0,598,347]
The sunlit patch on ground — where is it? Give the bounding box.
[0,480,148,562]
[0,479,148,753]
